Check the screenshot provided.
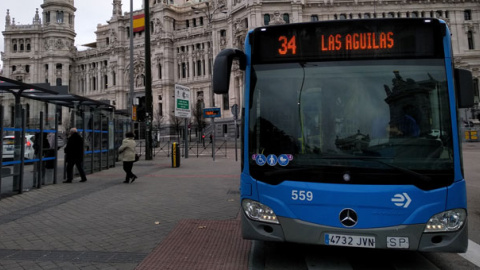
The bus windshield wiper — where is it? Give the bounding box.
[320,155,432,183]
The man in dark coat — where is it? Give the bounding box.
[64,128,87,183]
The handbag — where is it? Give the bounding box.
[135,154,141,162]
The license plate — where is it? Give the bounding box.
[387,237,409,249]
[325,233,375,248]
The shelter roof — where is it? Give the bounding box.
[0,76,114,110]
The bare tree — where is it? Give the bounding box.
[152,106,165,145]
[170,112,183,142]
[193,99,206,141]
[62,113,71,133]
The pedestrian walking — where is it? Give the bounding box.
[118,132,138,183]
[64,128,87,183]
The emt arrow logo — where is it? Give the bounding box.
[391,193,412,208]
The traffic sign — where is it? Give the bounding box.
[175,84,191,118]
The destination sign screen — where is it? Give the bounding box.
[251,19,445,63]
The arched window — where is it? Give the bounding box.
[264,14,270,25]
[311,15,319,21]
[283,13,290,23]
[56,11,64,23]
[468,31,475,50]
[104,75,108,89]
[181,63,187,78]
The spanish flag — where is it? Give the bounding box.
[133,14,145,33]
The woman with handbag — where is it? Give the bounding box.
[118,132,138,183]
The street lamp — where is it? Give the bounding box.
[191,2,226,161]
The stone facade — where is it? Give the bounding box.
[1,0,480,134]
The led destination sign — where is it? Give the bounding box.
[279,32,394,55]
[319,31,394,51]
[203,107,221,118]
[252,19,445,63]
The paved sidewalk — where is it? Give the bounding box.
[0,151,248,269]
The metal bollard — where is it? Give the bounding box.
[172,142,180,168]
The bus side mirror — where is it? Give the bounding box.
[455,68,474,108]
[213,49,246,95]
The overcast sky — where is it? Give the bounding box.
[0,0,144,68]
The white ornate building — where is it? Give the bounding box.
[1,0,480,135]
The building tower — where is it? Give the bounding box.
[40,0,76,87]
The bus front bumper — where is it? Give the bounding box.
[241,212,468,252]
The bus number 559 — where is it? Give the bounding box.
[292,190,313,201]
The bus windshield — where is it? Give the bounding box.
[249,59,453,190]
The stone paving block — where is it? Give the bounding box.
[0,151,244,269]
[136,219,250,270]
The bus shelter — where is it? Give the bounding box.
[0,76,127,198]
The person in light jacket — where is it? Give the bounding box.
[118,132,137,183]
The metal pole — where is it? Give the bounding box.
[184,118,189,158]
[145,0,153,160]
[129,0,135,132]
[13,95,22,191]
[53,111,58,184]
[209,16,215,162]
[0,105,4,198]
[18,109,25,194]
[37,111,44,189]
[234,119,238,162]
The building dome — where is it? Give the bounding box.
[43,0,74,4]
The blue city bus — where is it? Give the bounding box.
[213,18,474,252]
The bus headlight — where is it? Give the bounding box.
[424,209,466,232]
[242,199,279,224]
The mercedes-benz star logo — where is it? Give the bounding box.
[339,208,358,227]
